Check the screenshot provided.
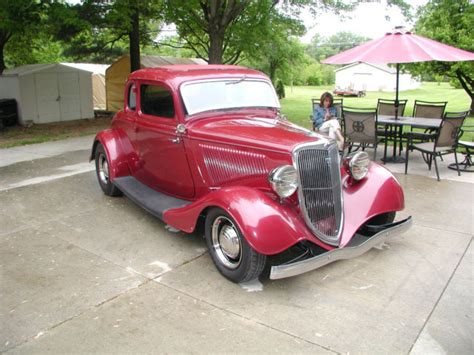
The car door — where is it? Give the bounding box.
[135,81,195,198]
[112,81,141,174]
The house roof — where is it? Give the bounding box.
[334,62,396,74]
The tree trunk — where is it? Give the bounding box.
[208,30,224,64]
[269,61,277,84]
[456,69,474,115]
[0,41,5,75]
[129,2,141,72]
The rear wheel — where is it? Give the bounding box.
[95,143,122,197]
[205,208,266,283]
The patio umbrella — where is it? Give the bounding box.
[322,28,474,118]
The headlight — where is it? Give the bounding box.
[345,151,370,180]
[268,165,298,198]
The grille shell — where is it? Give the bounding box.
[293,142,344,246]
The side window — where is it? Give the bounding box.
[128,84,136,111]
[140,84,175,118]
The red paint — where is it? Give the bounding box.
[93,65,406,255]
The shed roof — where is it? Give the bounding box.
[140,55,207,67]
[3,63,98,76]
[60,63,109,75]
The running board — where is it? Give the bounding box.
[113,176,191,221]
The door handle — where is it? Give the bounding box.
[171,137,181,144]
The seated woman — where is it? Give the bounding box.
[313,92,338,130]
[319,115,345,151]
[313,92,344,151]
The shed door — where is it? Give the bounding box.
[58,73,81,121]
[35,73,60,123]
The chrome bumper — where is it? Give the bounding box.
[270,216,413,280]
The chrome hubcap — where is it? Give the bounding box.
[98,153,109,185]
[211,216,242,269]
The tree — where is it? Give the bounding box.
[163,0,357,64]
[248,10,306,83]
[49,0,162,71]
[410,0,474,112]
[0,0,44,73]
[306,31,370,61]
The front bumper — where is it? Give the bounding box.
[269,216,413,280]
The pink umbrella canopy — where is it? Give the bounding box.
[322,30,474,65]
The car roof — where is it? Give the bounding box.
[128,65,269,86]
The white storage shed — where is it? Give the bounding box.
[61,63,109,110]
[334,62,420,92]
[0,63,94,124]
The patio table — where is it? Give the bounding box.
[378,115,442,163]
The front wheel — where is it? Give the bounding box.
[205,208,266,283]
[95,143,122,197]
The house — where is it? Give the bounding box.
[334,62,420,92]
[0,63,99,124]
[106,55,207,112]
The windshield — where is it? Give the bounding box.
[180,79,280,116]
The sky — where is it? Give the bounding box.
[300,0,429,43]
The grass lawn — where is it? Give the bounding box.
[0,116,112,149]
[280,82,473,141]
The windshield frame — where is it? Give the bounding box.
[179,77,280,118]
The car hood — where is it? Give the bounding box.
[186,113,328,153]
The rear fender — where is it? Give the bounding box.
[163,186,330,255]
[90,129,132,181]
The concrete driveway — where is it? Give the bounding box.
[0,137,472,354]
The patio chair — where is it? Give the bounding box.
[404,111,468,181]
[342,107,380,160]
[377,98,408,117]
[309,98,343,131]
[413,100,447,119]
[406,100,447,142]
[376,99,408,157]
[448,125,474,172]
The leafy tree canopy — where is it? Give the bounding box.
[408,0,474,112]
[306,31,370,61]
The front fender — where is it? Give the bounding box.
[164,163,405,254]
[90,129,132,181]
[339,162,405,247]
[163,187,330,255]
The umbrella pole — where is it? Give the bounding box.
[395,63,400,120]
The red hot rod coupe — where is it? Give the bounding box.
[91,65,412,283]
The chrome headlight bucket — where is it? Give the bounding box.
[268,165,299,198]
[344,151,370,181]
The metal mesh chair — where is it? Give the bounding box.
[405,111,468,181]
[342,107,379,160]
[413,100,447,119]
[377,99,408,157]
[449,124,474,172]
[407,100,447,142]
[377,98,408,117]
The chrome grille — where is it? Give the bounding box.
[294,142,343,245]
